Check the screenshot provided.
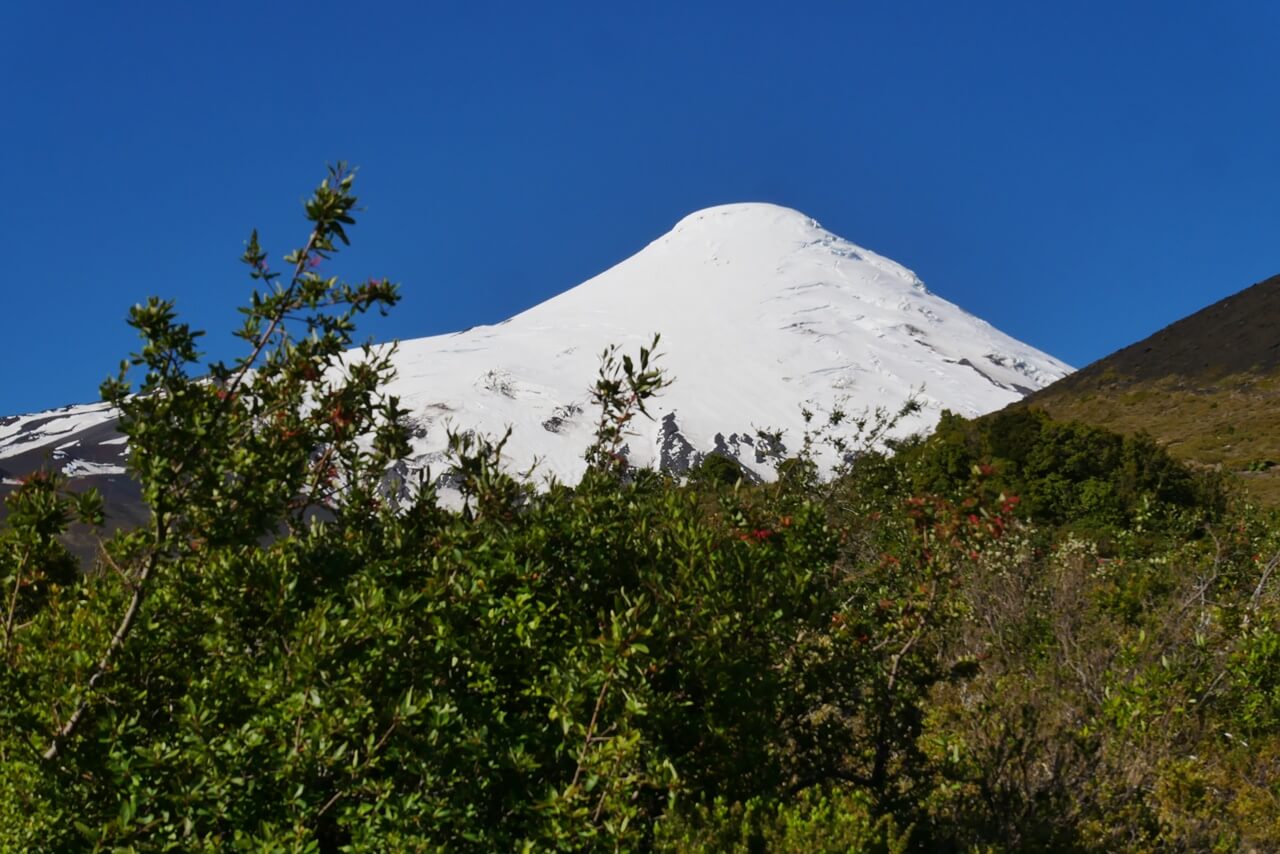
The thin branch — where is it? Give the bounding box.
[1196,667,1230,709]
[591,752,625,824]
[43,525,162,761]
[1189,549,1276,711]
[2,546,31,661]
[315,716,401,819]
[885,625,923,696]
[1249,551,1280,614]
[98,542,134,589]
[885,581,935,695]
[222,232,320,406]
[569,669,615,793]
[1191,550,1280,715]
[1058,632,1103,706]
[293,444,338,521]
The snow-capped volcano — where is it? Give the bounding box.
[1,203,1071,503]
[383,203,1069,483]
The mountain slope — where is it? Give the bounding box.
[2,203,1070,513]
[382,204,1069,484]
[1021,273,1280,504]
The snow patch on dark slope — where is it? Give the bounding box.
[0,203,1072,497]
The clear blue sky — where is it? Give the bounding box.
[4,1,1279,414]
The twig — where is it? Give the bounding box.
[293,444,338,521]
[315,716,401,819]
[885,626,922,695]
[1196,667,1230,709]
[1249,551,1280,613]
[885,581,935,695]
[43,527,162,761]
[569,668,615,792]
[222,232,319,406]
[1189,547,1275,711]
[98,542,135,589]
[2,546,30,661]
[591,752,625,824]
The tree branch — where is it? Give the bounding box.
[222,232,320,405]
[2,545,30,663]
[569,668,615,793]
[43,524,162,761]
[1249,551,1280,614]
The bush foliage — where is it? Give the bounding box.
[1,169,1277,851]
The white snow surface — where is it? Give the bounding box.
[385,203,1070,483]
[0,401,117,462]
[60,459,128,478]
[0,204,1071,485]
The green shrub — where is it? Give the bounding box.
[655,788,910,853]
[688,453,750,488]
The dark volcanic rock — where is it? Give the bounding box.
[658,413,700,475]
[753,430,787,464]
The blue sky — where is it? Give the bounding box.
[4,1,1279,414]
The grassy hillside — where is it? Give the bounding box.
[1021,273,1280,505]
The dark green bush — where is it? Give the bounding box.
[654,787,910,853]
[688,453,750,488]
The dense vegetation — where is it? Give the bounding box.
[1030,371,1280,507]
[1,170,1277,851]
